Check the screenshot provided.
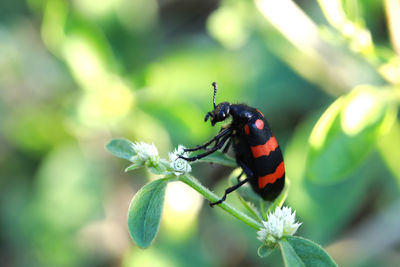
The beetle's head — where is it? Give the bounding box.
[204,82,230,126]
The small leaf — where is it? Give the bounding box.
[127,178,170,248]
[279,236,337,267]
[231,171,264,205]
[124,158,143,172]
[106,138,136,161]
[197,151,236,167]
[228,169,264,221]
[258,244,275,258]
[237,193,264,222]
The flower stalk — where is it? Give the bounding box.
[179,174,263,230]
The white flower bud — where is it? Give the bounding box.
[257,206,302,245]
[169,145,192,176]
[131,142,159,164]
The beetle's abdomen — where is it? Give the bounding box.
[244,111,285,200]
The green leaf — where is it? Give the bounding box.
[127,178,170,248]
[279,236,337,267]
[106,138,136,161]
[285,114,381,242]
[229,169,264,222]
[197,151,236,167]
[378,120,400,184]
[307,85,396,184]
[258,244,275,258]
[231,172,264,205]
[124,157,143,172]
[279,239,306,267]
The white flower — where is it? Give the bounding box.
[131,142,159,164]
[257,206,301,244]
[169,145,192,176]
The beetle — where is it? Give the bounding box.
[179,82,285,207]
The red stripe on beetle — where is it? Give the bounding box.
[258,161,285,188]
[250,136,279,158]
[244,124,250,135]
[255,119,264,130]
[257,109,264,117]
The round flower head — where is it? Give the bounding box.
[132,142,159,164]
[169,145,192,176]
[257,206,302,245]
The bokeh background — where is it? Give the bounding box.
[1,0,400,266]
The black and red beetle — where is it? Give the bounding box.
[179,82,285,206]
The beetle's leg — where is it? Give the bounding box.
[222,138,232,154]
[210,177,249,207]
[220,123,231,131]
[216,125,232,152]
[204,112,213,122]
[236,158,255,181]
[210,160,254,206]
[183,128,232,152]
[179,133,232,161]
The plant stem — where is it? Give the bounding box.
[180,174,263,230]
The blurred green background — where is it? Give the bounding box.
[1,0,400,266]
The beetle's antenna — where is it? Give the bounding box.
[212,82,217,109]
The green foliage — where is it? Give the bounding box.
[231,169,265,222]
[2,0,400,266]
[279,236,337,267]
[378,121,400,183]
[307,85,396,184]
[127,178,171,248]
[108,138,337,266]
[147,160,170,175]
[106,138,137,161]
[125,160,144,172]
[197,151,237,167]
[285,115,380,243]
[106,137,263,242]
[106,138,177,248]
[279,239,305,267]
[257,244,274,258]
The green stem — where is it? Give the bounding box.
[180,174,263,230]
